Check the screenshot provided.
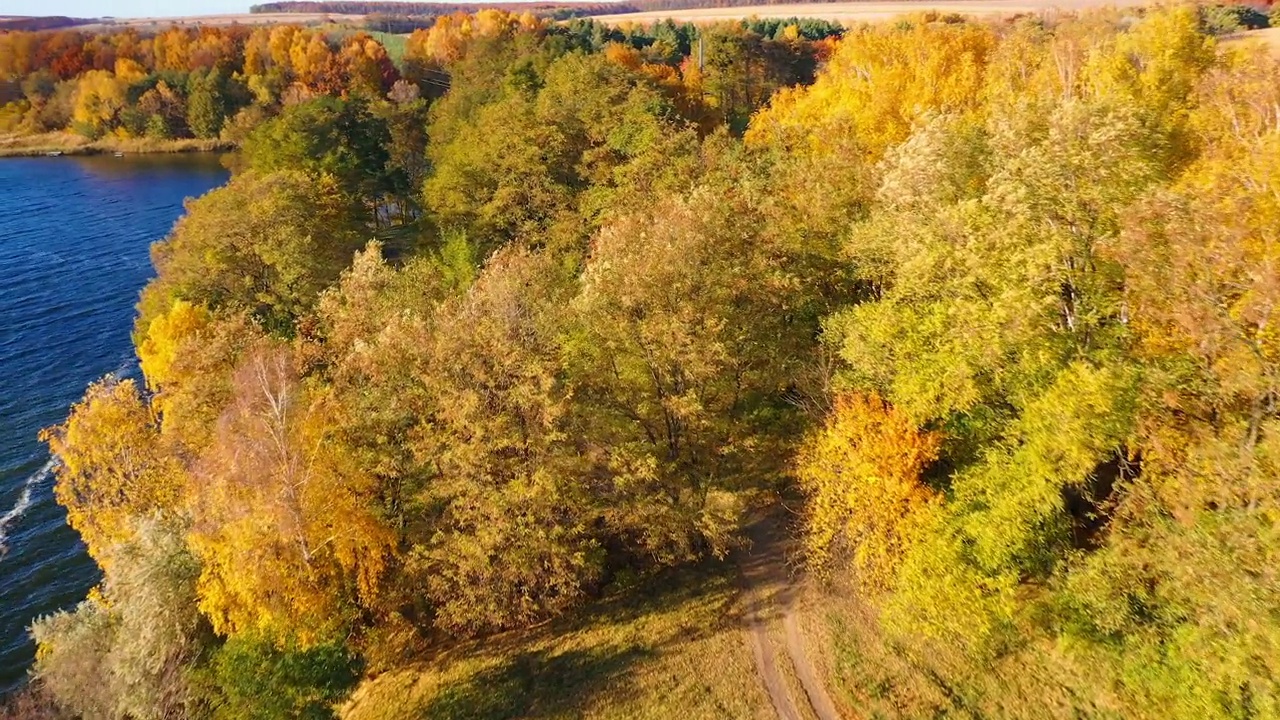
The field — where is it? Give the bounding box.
[589,0,1149,23]
[17,0,1160,32]
[75,12,365,30]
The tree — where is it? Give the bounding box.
[70,69,125,137]
[40,379,184,565]
[137,300,260,451]
[746,19,995,241]
[239,98,394,225]
[338,34,398,98]
[138,169,367,337]
[406,248,600,633]
[424,51,689,252]
[796,393,940,587]
[566,188,807,562]
[189,346,394,643]
[31,519,210,720]
[202,634,357,720]
[187,71,228,139]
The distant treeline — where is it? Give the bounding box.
[250,0,866,18]
[0,17,96,31]
[252,2,631,19]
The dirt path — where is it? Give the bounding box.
[738,514,843,720]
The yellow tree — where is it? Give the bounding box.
[1082,5,1216,165]
[796,393,941,587]
[113,57,146,84]
[242,27,273,77]
[189,346,394,643]
[745,18,995,242]
[339,34,395,98]
[136,300,261,452]
[40,379,185,566]
[291,32,335,91]
[138,300,212,397]
[406,13,472,67]
[150,28,192,73]
[268,25,301,72]
[71,69,126,137]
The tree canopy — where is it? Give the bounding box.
[26,6,1280,719]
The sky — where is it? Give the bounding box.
[2,0,253,18]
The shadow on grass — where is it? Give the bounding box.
[396,561,741,720]
[416,645,654,720]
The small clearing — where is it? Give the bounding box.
[342,563,772,720]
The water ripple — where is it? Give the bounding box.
[0,155,227,694]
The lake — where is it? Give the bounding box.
[0,154,228,693]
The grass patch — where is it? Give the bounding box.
[800,586,1115,720]
[343,562,772,720]
[800,589,973,718]
[319,25,410,67]
[367,32,409,66]
[1221,27,1280,56]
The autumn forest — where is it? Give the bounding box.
[4,4,1280,719]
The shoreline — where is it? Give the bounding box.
[0,135,233,159]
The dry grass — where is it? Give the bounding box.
[798,582,1122,720]
[590,0,1150,24]
[0,132,228,158]
[342,563,772,720]
[1222,27,1280,56]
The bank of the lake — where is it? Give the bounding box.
[0,154,229,693]
[0,132,232,158]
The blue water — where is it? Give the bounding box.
[0,155,228,692]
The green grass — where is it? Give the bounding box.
[343,562,772,720]
[366,31,409,66]
[318,25,410,67]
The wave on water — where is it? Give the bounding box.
[0,459,57,562]
[108,355,140,381]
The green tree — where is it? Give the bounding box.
[137,170,367,337]
[186,71,227,139]
[203,634,358,720]
[239,97,393,226]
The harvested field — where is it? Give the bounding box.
[75,12,365,30]
[590,0,1149,23]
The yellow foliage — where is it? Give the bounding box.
[243,28,272,77]
[71,70,126,136]
[796,393,941,587]
[152,28,192,72]
[188,348,394,643]
[405,10,543,67]
[603,42,644,71]
[746,19,994,162]
[138,299,213,397]
[1082,5,1216,163]
[113,57,146,84]
[268,25,301,69]
[745,18,994,238]
[40,379,185,567]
